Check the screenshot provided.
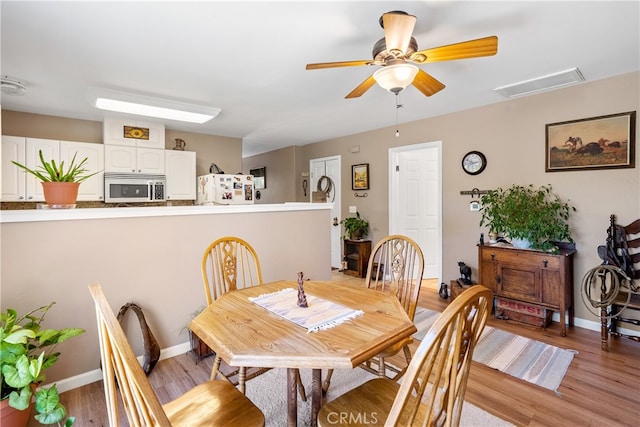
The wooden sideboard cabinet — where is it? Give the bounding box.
[343,239,371,278]
[478,244,576,336]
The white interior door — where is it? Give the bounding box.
[310,156,341,269]
[389,142,442,281]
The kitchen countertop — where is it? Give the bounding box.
[0,202,332,223]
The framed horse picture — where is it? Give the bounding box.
[545,111,636,172]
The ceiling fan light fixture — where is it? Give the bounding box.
[90,88,221,124]
[373,64,419,94]
[1,76,26,96]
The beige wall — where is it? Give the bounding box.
[290,72,639,325]
[165,129,242,177]
[1,208,331,383]
[2,110,103,143]
[242,146,298,203]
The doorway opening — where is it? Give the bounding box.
[389,141,442,288]
[309,155,342,269]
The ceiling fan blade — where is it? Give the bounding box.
[345,75,377,99]
[306,60,372,70]
[382,11,417,54]
[412,69,446,97]
[410,36,498,63]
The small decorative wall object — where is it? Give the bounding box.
[352,163,369,190]
[545,111,636,172]
[123,126,149,140]
[250,167,266,189]
[173,138,186,150]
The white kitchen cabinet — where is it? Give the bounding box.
[165,150,196,200]
[60,141,104,201]
[2,135,26,201]
[104,145,165,174]
[103,117,165,149]
[1,136,103,202]
[25,138,59,202]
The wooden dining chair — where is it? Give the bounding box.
[324,235,425,393]
[200,236,305,398]
[201,236,263,304]
[317,285,492,427]
[88,283,265,427]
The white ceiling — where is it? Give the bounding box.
[1,1,638,157]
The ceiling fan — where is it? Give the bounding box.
[306,11,498,99]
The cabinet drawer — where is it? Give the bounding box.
[481,247,560,269]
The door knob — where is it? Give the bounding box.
[332,217,339,226]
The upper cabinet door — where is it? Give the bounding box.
[1,136,27,201]
[104,145,137,173]
[137,148,166,174]
[25,138,59,202]
[60,141,105,201]
[103,117,165,149]
[165,150,196,200]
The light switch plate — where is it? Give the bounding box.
[349,205,357,213]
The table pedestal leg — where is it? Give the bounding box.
[287,368,298,427]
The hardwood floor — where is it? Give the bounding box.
[58,273,640,426]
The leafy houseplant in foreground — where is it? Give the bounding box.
[340,211,369,240]
[1,302,85,426]
[479,184,576,252]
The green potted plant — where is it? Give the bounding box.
[11,150,99,206]
[1,302,85,426]
[340,211,369,240]
[480,184,576,252]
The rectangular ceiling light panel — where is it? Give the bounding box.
[90,88,221,124]
[494,68,585,98]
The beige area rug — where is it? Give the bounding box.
[246,367,513,427]
[413,307,577,393]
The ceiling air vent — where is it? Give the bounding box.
[494,68,585,98]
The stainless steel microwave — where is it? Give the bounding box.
[104,173,166,203]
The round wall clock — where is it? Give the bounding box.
[462,151,487,175]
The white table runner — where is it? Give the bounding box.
[249,288,363,333]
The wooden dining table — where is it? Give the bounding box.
[189,280,416,427]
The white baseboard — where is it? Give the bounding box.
[553,312,638,337]
[45,341,191,394]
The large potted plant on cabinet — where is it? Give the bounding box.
[480,184,576,252]
[340,211,369,240]
[11,150,98,206]
[1,302,84,426]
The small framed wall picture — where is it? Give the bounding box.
[250,167,266,189]
[123,126,150,140]
[352,163,369,190]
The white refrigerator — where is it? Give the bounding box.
[196,174,254,205]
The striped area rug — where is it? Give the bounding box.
[413,307,577,392]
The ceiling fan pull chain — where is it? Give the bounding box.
[395,93,403,137]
